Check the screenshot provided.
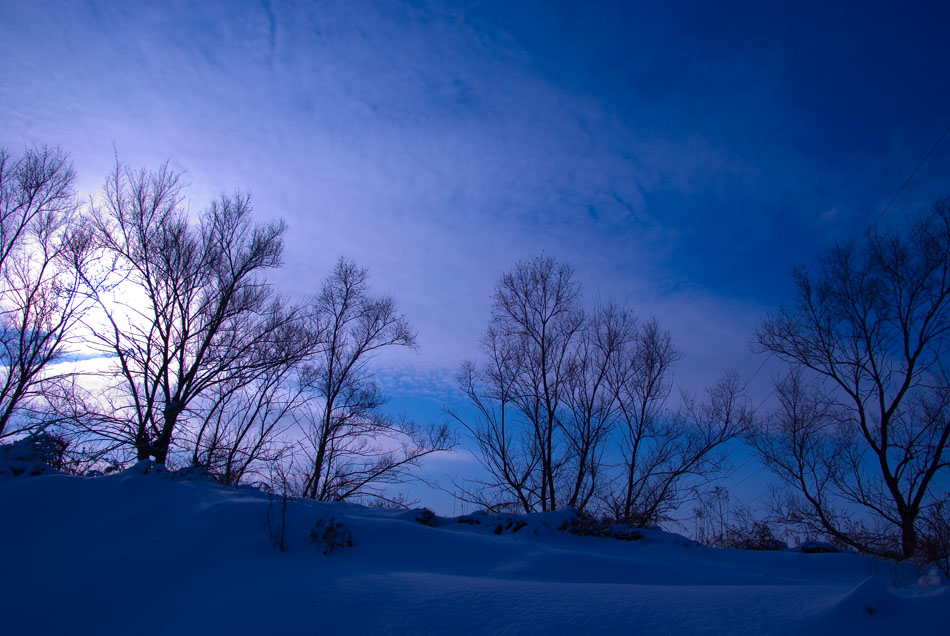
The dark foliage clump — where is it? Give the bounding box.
[311,517,353,555]
[564,510,644,542]
[719,520,787,551]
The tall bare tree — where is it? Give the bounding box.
[457,256,750,518]
[754,199,950,559]
[0,146,91,438]
[455,256,586,512]
[561,303,634,510]
[296,258,453,503]
[77,160,311,464]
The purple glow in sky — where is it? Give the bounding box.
[2,1,948,499]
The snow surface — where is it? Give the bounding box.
[1,462,946,635]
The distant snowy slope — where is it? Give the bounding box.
[1,463,946,636]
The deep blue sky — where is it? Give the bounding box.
[2,0,949,503]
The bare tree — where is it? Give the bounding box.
[456,256,750,519]
[608,317,682,521]
[0,146,91,438]
[186,317,311,484]
[749,371,860,547]
[561,304,634,510]
[456,331,534,512]
[637,371,753,521]
[296,258,453,504]
[454,256,586,512]
[605,322,752,525]
[754,199,950,559]
[77,160,311,464]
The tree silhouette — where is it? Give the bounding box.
[0,146,91,438]
[77,160,312,464]
[754,200,950,559]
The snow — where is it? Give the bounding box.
[1,462,946,635]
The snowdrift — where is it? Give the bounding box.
[1,461,946,635]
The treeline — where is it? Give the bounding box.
[1,146,948,566]
[450,210,950,564]
[0,146,452,504]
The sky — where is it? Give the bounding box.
[2,0,949,507]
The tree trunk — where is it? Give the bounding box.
[900,514,918,560]
[308,442,329,500]
[153,404,181,465]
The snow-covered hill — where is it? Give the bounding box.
[1,461,946,635]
